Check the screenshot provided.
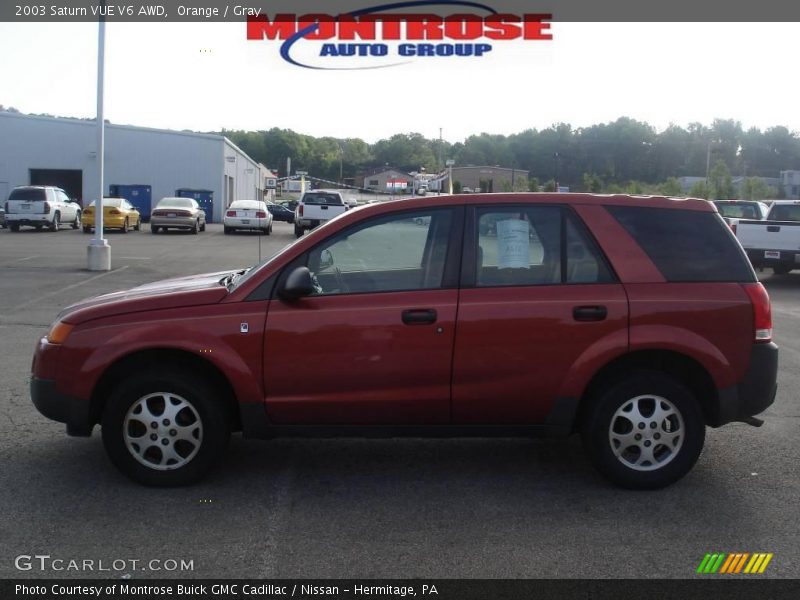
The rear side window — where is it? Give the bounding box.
[475,206,614,287]
[9,188,46,201]
[607,206,755,282]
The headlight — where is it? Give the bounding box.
[46,321,74,345]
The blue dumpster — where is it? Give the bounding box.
[109,184,152,221]
[176,189,215,223]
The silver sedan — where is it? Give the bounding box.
[150,197,206,234]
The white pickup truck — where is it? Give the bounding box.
[5,185,82,232]
[735,200,800,274]
[294,189,349,238]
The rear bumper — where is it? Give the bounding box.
[150,216,196,229]
[745,248,800,268]
[713,342,778,427]
[30,377,93,436]
[224,217,271,229]
[6,215,51,225]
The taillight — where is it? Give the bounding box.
[256,211,266,218]
[226,210,236,217]
[43,202,51,214]
[742,283,772,343]
[299,204,304,217]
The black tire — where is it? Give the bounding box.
[101,368,230,486]
[72,211,81,229]
[294,224,304,238]
[122,218,129,233]
[49,213,60,232]
[223,226,231,235]
[192,220,199,235]
[82,226,92,234]
[267,223,272,235]
[773,264,793,275]
[200,222,206,232]
[151,225,159,234]
[10,223,20,232]
[134,219,141,231]
[581,370,705,489]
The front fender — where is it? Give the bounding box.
[56,303,268,406]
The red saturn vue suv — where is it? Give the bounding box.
[30,193,778,489]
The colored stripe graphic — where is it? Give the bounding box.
[698,552,772,574]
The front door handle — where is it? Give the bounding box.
[402,309,438,325]
[573,305,607,322]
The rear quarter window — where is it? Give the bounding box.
[607,206,755,283]
[9,189,47,201]
[768,204,800,221]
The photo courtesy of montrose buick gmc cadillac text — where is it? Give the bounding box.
[30,193,778,489]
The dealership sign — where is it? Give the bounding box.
[246,1,551,70]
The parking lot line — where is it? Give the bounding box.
[10,265,130,312]
[13,255,40,262]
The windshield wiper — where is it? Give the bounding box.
[221,269,249,290]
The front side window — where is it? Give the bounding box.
[306,210,453,295]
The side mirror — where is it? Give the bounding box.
[278,266,315,301]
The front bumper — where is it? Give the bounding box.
[30,377,93,436]
[713,342,779,427]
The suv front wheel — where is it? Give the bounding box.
[582,371,705,489]
[101,368,230,486]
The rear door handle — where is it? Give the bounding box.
[573,305,607,322]
[402,309,437,325]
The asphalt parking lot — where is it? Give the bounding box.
[0,222,798,579]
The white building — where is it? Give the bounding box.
[780,170,800,199]
[0,112,263,222]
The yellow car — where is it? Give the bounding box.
[82,197,141,233]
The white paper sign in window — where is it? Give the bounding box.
[496,219,530,269]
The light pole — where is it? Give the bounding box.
[446,159,454,194]
[553,152,560,191]
[337,144,343,187]
[88,1,110,271]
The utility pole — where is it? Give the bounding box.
[88,0,110,271]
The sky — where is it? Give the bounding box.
[0,21,797,143]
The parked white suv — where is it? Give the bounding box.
[5,186,81,232]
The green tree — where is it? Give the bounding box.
[708,159,736,199]
[660,177,683,196]
[528,177,540,192]
[582,172,603,193]
[542,179,557,192]
[452,180,462,194]
[689,181,709,199]
[740,177,774,200]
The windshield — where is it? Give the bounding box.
[768,204,800,222]
[229,236,308,291]
[714,202,761,219]
[87,198,122,208]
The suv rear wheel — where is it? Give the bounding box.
[581,371,705,489]
[72,211,81,229]
[101,368,230,486]
[49,212,60,232]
